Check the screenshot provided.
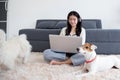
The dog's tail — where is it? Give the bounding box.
[0,29,6,47]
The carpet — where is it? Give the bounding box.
[0,52,120,80]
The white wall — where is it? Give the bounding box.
[7,0,120,38]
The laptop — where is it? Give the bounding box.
[49,34,82,53]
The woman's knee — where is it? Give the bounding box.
[43,49,53,61]
[70,54,85,66]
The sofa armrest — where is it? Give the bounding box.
[86,29,120,54]
[86,29,120,42]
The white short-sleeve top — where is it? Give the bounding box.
[59,27,86,45]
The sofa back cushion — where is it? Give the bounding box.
[36,19,102,29]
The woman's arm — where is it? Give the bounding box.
[81,28,86,45]
[59,27,67,36]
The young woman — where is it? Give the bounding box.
[43,11,86,66]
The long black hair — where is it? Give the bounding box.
[66,11,82,36]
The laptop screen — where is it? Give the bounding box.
[49,34,82,53]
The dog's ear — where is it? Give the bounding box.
[19,34,27,39]
[91,44,97,50]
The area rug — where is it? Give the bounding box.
[0,52,120,80]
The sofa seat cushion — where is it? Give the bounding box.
[86,29,120,42]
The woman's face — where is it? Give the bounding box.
[68,15,78,27]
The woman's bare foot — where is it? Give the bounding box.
[50,59,72,65]
[50,60,64,65]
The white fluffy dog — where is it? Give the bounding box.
[76,43,120,77]
[0,29,32,70]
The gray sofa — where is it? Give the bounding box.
[19,19,120,54]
